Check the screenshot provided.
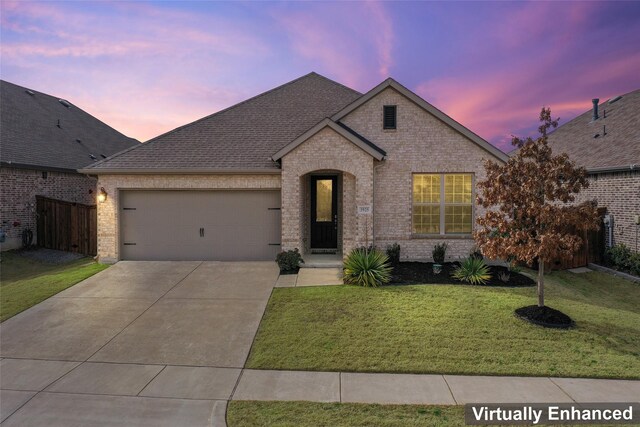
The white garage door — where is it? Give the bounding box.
[119,190,281,261]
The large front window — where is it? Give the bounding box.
[413,173,473,235]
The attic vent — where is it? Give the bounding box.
[383,105,397,129]
[608,95,622,104]
[25,90,35,96]
[58,99,71,108]
[89,154,97,160]
[100,154,107,159]
[76,139,82,143]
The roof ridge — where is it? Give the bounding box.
[85,72,356,169]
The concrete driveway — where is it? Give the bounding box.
[0,261,279,426]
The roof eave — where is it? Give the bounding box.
[1,161,82,174]
[586,164,640,174]
[77,168,282,175]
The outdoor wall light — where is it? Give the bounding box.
[97,187,108,203]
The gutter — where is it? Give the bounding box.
[1,161,81,174]
[586,164,639,174]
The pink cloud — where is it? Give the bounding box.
[364,1,394,77]
[417,48,640,150]
[273,2,394,88]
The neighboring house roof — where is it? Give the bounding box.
[331,78,509,163]
[82,72,362,173]
[0,80,138,172]
[546,88,640,173]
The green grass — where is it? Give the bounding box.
[1,251,108,322]
[227,402,462,427]
[246,270,640,379]
[227,402,621,427]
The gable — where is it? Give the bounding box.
[271,119,385,161]
[333,79,508,163]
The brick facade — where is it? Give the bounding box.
[576,170,640,252]
[95,174,281,262]
[341,87,500,261]
[280,127,374,255]
[0,167,96,250]
[93,88,506,262]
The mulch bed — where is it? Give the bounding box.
[279,267,300,275]
[388,262,535,287]
[514,305,574,328]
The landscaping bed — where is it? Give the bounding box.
[389,262,535,287]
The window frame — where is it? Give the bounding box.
[383,105,397,130]
[412,172,474,237]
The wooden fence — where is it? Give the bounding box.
[550,208,607,270]
[36,196,97,256]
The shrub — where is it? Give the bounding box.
[276,248,304,272]
[605,244,633,270]
[630,253,640,276]
[386,243,401,265]
[343,248,392,287]
[452,257,491,285]
[498,271,510,283]
[507,260,523,274]
[432,242,448,264]
[469,246,483,260]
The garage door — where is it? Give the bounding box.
[120,190,281,261]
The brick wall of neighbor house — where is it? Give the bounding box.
[575,170,640,253]
[0,167,96,251]
[341,87,503,261]
[280,127,374,254]
[95,174,281,262]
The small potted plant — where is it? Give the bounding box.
[432,242,447,274]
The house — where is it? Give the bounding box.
[546,89,640,253]
[80,72,508,263]
[0,80,139,251]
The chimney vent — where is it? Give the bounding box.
[592,98,599,121]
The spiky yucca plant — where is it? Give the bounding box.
[343,248,392,287]
[452,257,491,285]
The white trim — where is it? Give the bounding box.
[271,118,386,161]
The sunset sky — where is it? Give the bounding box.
[2,1,639,151]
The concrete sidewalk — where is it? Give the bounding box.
[275,268,343,287]
[230,369,640,405]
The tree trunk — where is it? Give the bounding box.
[537,260,545,307]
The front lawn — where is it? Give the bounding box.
[227,402,618,427]
[246,270,640,379]
[228,402,463,427]
[0,251,108,322]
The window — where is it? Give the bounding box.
[315,179,333,222]
[413,173,473,235]
[383,105,396,129]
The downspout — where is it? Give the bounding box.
[372,159,386,249]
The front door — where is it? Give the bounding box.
[310,176,338,249]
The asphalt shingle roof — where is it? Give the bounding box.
[84,73,362,172]
[547,88,640,170]
[0,80,138,172]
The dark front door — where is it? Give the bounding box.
[310,176,338,249]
